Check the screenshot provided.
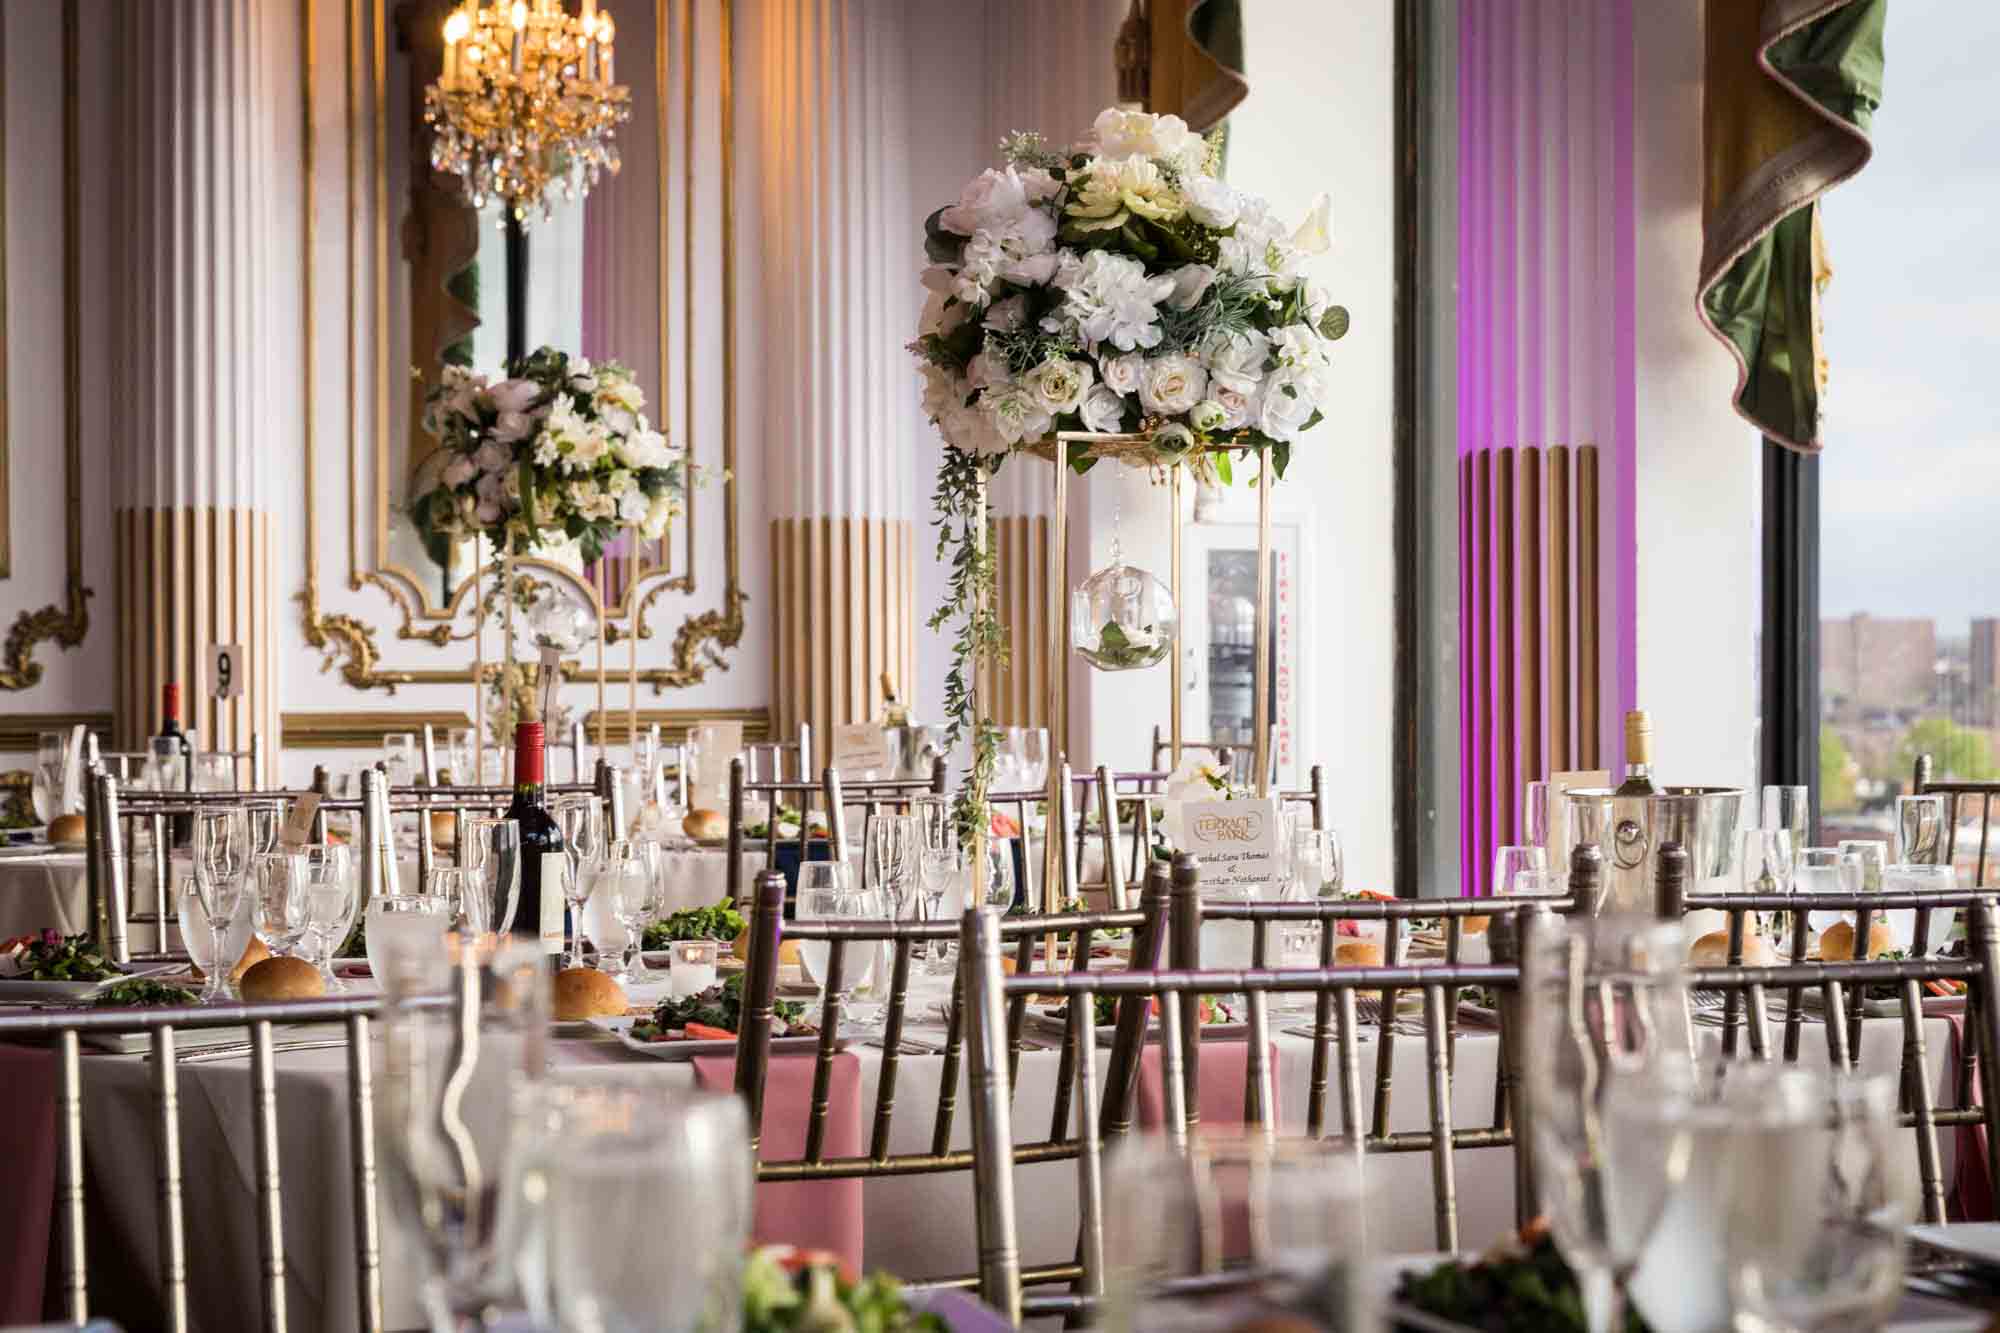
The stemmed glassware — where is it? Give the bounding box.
[865,813,920,918]
[1523,914,1696,1333]
[1491,844,1549,898]
[623,840,666,980]
[178,872,253,992]
[555,796,605,968]
[594,841,653,980]
[381,732,420,786]
[192,808,252,1002]
[1277,827,1339,1013]
[300,843,357,988]
[1896,794,1948,867]
[428,867,477,931]
[795,862,874,1022]
[1760,785,1811,867]
[251,850,309,959]
[916,804,964,976]
[244,800,286,856]
[462,817,522,936]
[981,837,1017,913]
[1739,827,1796,948]
[32,731,67,825]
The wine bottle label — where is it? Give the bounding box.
[540,852,567,955]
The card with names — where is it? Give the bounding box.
[830,722,893,778]
[1178,797,1281,896]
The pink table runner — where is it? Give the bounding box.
[1134,1039,1281,1130]
[693,1052,865,1273]
[0,1044,56,1323]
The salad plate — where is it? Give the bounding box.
[592,1014,840,1061]
[0,963,182,1003]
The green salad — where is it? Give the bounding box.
[1396,1227,1651,1333]
[629,972,810,1040]
[640,897,744,950]
[90,978,200,1008]
[7,932,123,982]
[741,1245,943,1332]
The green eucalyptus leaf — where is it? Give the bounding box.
[1319,304,1352,340]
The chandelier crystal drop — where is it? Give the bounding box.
[424,0,633,226]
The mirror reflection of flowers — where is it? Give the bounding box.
[411,345,685,561]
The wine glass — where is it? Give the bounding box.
[244,800,286,855]
[625,839,667,980]
[178,872,253,991]
[300,842,356,976]
[32,731,67,824]
[304,852,360,991]
[1738,827,1795,948]
[594,841,651,980]
[1723,1072,1914,1332]
[428,867,477,931]
[1896,794,1948,867]
[1760,785,1811,867]
[464,818,523,937]
[381,732,419,787]
[251,851,309,958]
[1277,828,1335,1014]
[918,845,964,976]
[528,1078,752,1333]
[981,837,1018,912]
[1523,914,1696,1333]
[1491,844,1549,898]
[795,862,873,1014]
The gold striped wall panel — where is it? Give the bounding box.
[976,515,1052,729]
[769,517,916,742]
[114,507,277,758]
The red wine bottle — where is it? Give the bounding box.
[153,683,197,844]
[504,707,566,967]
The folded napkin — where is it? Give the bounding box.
[692,1052,864,1273]
[1134,1037,1281,1131]
[0,1043,57,1323]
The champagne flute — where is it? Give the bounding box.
[251,850,309,957]
[626,839,667,980]
[1524,914,1696,1333]
[981,837,1017,912]
[1739,827,1795,948]
[32,731,67,824]
[918,845,964,976]
[1760,785,1810,867]
[193,809,252,1002]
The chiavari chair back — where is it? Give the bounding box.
[959,857,1530,1322]
[744,722,815,784]
[729,866,1166,1300]
[1915,752,2000,888]
[0,989,448,1332]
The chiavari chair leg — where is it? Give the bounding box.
[1899,981,1947,1224]
[153,1026,189,1333]
[1423,985,1458,1252]
[251,1019,289,1331]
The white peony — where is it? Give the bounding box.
[1065,156,1183,232]
[1182,175,1241,229]
[1024,356,1093,416]
[982,384,1054,445]
[618,428,673,470]
[1089,108,1204,173]
[1164,263,1217,312]
[919,363,964,422]
[1056,251,1174,352]
[1188,399,1228,435]
[1080,385,1128,434]
[1203,329,1270,395]
[1258,367,1320,442]
[1099,352,1144,395]
[618,489,650,523]
[944,398,1010,456]
[939,166,1046,238]
[1137,352,1209,416]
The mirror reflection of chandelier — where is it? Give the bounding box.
[424,0,633,225]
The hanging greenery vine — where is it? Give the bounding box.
[927,445,1007,848]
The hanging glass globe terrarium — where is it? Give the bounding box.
[1072,551,1177,672]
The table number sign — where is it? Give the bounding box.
[830,722,893,778]
[208,644,245,700]
[1178,797,1281,896]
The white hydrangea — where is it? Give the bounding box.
[1055,251,1174,352]
[1203,329,1270,396]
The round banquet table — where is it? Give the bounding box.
[46,975,1963,1333]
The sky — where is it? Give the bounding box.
[1817,0,2000,626]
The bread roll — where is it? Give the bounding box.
[684,808,729,842]
[45,813,87,847]
[1819,919,1896,961]
[733,926,801,968]
[239,955,326,1001]
[427,810,458,851]
[1688,929,1776,966]
[1334,938,1383,966]
[554,967,628,1020]
[1460,914,1493,936]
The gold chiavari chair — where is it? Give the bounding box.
[728,866,1168,1303]
[0,989,451,1333]
[958,858,1531,1323]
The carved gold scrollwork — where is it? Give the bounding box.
[297,577,391,694]
[0,579,92,691]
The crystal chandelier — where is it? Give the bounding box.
[425,0,633,226]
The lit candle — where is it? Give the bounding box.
[511,26,524,75]
[598,15,614,84]
[581,0,596,26]
[584,38,597,83]
[442,10,470,87]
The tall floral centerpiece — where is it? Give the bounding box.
[413,345,684,761]
[909,108,1348,842]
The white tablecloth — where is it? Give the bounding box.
[0,850,90,937]
[61,974,1961,1333]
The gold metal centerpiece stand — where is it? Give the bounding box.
[1012,431,1278,953]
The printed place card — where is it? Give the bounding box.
[281,793,322,849]
[830,722,894,778]
[1179,797,1280,896]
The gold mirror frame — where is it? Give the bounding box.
[298,0,743,694]
[1,2,94,691]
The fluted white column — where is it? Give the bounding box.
[110,0,278,758]
[752,0,920,740]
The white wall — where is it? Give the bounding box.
[1631,0,1760,791]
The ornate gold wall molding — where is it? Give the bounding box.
[0,712,111,755]
[284,705,768,749]
[1,1,93,690]
[298,0,744,695]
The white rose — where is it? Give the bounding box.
[618,489,650,523]
[1203,329,1270,395]
[1099,352,1145,395]
[1258,368,1318,442]
[1024,356,1093,416]
[1164,263,1217,312]
[442,456,477,488]
[1189,399,1227,435]
[1182,176,1241,230]
[1080,385,1128,434]
[1138,353,1208,416]
[1214,384,1260,430]
[983,384,1054,445]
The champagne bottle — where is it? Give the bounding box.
[504,699,566,967]
[880,670,909,727]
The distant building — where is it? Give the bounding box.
[1821,613,1936,722]
[1972,618,2000,725]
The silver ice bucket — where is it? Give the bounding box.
[1566,784,1744,915]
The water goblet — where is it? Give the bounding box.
[1491,843,1549,898]
[463,818,522,936]
[251,850,309,958]
[367,893,451,995]
[1760,785,1811,865]
[795,863,874,1018]
[381,732,419,787]
[595,841,652,979]
[304,854,359,991]
[300,842,357,980]
[178,872,253,994]
[1896,794,1948,867]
